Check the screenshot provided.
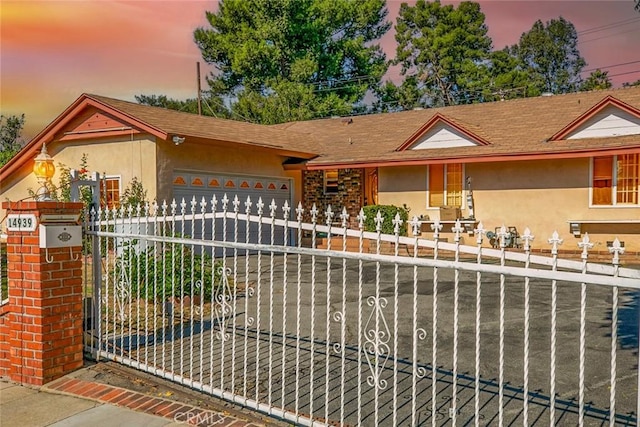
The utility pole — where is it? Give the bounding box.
[197,62,202,116]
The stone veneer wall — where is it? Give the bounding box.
[303,169,363,227]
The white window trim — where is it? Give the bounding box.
[589,155,639,208]
[426,164,465,209]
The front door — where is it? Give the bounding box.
[364,167,378,206]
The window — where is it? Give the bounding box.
[592,154,639,206]
[324,170,339,194]
[100,176,121,209]
[617,154,639,204]
[428,163,463,207]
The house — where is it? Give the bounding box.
[2,87,640,252]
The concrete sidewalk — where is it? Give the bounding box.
[1,375,266,427]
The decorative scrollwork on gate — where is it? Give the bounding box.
[332,311,344,354]
[214,267,235,341]
[363,296,391,390]
[114,279,130,322]
[193,280,203,316]
[105,257,130,323]
[415,327,428,378]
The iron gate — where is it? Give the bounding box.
[83,195,640,426]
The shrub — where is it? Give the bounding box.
[113,241,232,301]
[362,205,409,236]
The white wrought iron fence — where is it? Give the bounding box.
[83,195,640,426]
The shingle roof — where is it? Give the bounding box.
[4,88,640,184]
[86,94,319,157]
[273,86,640,167]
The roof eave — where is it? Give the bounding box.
[302,145,640,170]
[0,94,169,183]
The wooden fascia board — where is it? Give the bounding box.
[0,94,168,183]
[550,96,640,141]
[83,96,167,140]
[396,113,490,151]
[302,146,640,170]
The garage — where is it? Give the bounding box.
[172,170,293,251]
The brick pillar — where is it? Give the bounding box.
[0,201,84,386]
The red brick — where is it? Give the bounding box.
[85,384,113,399]
[99,388,128,403]
[163,404,193,419]
[135,397,165,412]
[120,393,149,409]
[111,390,137,405]
[62,360,83,371]
[63,379,91,394]
[152,402,183,417]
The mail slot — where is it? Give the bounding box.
[39,224,82,248]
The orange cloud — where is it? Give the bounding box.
[1,0,214,138]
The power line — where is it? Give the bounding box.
[608,69,640,79]
[583,60,640,73]
[577,17,640,36]
[579,27,640,45]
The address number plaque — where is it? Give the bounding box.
[6,214,38,232]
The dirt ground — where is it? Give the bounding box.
[72,359,291,426]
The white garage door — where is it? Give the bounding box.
[172,171,293,252]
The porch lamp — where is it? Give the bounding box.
[33,143,55,201]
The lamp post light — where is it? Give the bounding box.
[33,143,55,201]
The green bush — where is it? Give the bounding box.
[362,205,409,236]
[113,241,231,301]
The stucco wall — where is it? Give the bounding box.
[378,158,640,251]
[378,166,429,217]
[0,135,157,223]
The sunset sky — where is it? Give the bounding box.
[2,0,640,139]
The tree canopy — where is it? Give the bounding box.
[0,114,25,167]
[134,94,229,118]
[193,0,390,123]
[580,69,612,91]
[512,17,586,94]
[137,1,605,119]
[139,0,391,122]
[392,0,493,107]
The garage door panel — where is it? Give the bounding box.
[172,171,292,256]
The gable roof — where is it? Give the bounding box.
[549,95,640,140]
[395,113,490,151]
[274,86,640,169]
[1,94,319,183]
[4,87,640,182]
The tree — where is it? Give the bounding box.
[392,0,493,107]
[512,17,586,94]
[623,79,640,88]
[486,48,539,100]
[580,69,612,91]
[193,0,390,123]
[0,114,26,167]
[373,77,423,112]
[135,94,229,118]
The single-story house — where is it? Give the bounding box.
[2,86,640,251]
